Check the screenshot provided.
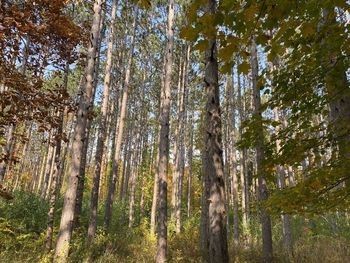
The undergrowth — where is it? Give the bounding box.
[1,191,350,262]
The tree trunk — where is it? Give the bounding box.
[156,0,174,261]
[86,0,118,244]
[150,55,167,235]
[129,71,147,228]
[173,46,188,233]
[121,125,134,201]
[171,55,183,222]
[36,140,49,194]
[103,3,139,229]
[41,139,55,199]
[228,75,239,245]
[128,124,142,228]
[57,113,74,193]
[250,36,273,263]
[187,108,194,218]
[150,132,160,235]
[45,65,69,252]
[238,66,249,245]
[176,45,190,233]
[201,1,229,262]
[74,21,104,228]
[0,124,15,182]
[53,0,103,261]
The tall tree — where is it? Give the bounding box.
[156,0,175,261]
[53,0,103,261]
[250,37,273,263]
[228,74,239,245]
[104,2,139,230]
[87,0,118,244]
[45,65,69,252]
[201,0,229,262]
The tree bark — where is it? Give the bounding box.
[228,75,239,245]
[156,0,174,261]
[187,108,194,218]
[250,36,273,263]
[150,131,160,235]
[45,65,69,252]
[238,66,249,245]
[36,140,49,194]
[0,124,15,182]
[41,139,55,199]
[86,0,118,244]
[150,55,167,235]
[128,123,142,228]
[171,55,183,222]
[201,1,229,262]
[172,46,188,233]
[74,20,105,228]
[53,0,103,261]
[104,3,139,229]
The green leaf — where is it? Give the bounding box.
[180,26,199,42]
[237,61,250,74]
[301,22,315,37]
[220,61,234,74]
[193,39,208,52]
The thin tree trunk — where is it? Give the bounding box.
[173,47,187,233]
[74,16,105,229]
[41,139,55,198]
[129,71,147,228]
[36,140,49,194]
[238,68,249,245]
[187,109,194,218]
[128,124,142,228]
[53,0,103,261]
[228,74,239,245]
[86,0,118,244]
[103,4,139,229]
[176,45,190,233]
[150,55,167,235]
[57,113,74,193]
[119,139,128,201]
[45,145,57,199]
[0,124,15,182]
[171,55,183,222]
[150,131,160,235]
[156,0,174,261]
[121,125,133,201]
[223,78,231,240]
[45,65,69,252]
[251,36,273,263]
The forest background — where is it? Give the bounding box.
[0,0,350,262]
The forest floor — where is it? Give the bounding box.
[1,191,350,263]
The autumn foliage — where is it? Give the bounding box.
[0,0,81,130]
